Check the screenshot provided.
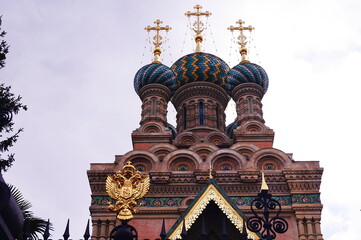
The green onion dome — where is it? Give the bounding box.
[134,63,177,96]
[171,52,230,91]
[225,62,269,94]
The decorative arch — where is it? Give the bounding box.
[148,143,178,162]
[250,148,292,170]
[204,132,231,146]
[117,150,158,172]
[189,143,219,161]
[174,132,201,146]
[206,149,246,171]
[164,149,202,171]
[139,122,164,134]
[229,143,259,158]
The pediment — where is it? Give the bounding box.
[167,179,259,240]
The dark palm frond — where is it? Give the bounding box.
[24,218,51,240]
[7,184,53,239]
[7,184,33,217]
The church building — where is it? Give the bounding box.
[88,5,323,240]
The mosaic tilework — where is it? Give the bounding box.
[171,52,230,90]
[91,196,115,206]
[230,196,292,206]
[291,194,321,204]
[91,194,320,207]
[91,196,183,207]
[134,63,177,95]
[138,198,183,207]
[225,62,269,93]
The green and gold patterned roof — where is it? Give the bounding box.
[171,52,230,92]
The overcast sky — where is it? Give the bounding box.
[1,0,361,239]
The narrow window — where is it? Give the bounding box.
[199,101,204,125]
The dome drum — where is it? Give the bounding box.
[139,83,172,102]
[172,82,230,110]
[231,83,265,101]
[171,82,229,133]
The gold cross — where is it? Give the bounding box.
[144,19,172,63]
[228,19,255,62]
[185,5,212,52]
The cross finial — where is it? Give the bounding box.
[185,5,212,52]
[144,19,172,63]
[228,19,255,63]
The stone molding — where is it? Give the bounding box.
[139,83,172,102]
[172,82,230,109]
[231,83,264,101]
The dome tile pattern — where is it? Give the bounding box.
[134,63,177,96]
[225,62,269,93]
[171,53,230,91]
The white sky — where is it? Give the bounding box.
[2,0,361,239]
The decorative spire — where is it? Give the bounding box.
[209,162,213,179]
[185,5,212,53]
[260,172,269,192]
[228,19,254,63]
[145,19,172,63]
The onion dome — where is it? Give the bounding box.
[134,63,177,96]
[225,120,238,139]
[171,52,230,91]
[225,62,269,94]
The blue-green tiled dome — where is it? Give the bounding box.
[134,63,177,96]
[171,52,230,91]
[225,62,269,94]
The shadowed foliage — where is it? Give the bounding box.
[0,15,27,172]
[8,184,53,239]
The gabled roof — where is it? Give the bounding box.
[166,179,260,240]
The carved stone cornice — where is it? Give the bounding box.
[171,82,230,109]
[231,83,264,101]
[139,83,172,102]
[292,204,323,213]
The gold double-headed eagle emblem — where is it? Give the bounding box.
[106,161,150,220]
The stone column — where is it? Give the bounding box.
[99,219,107,240]
[297,218,307,240]
[306,219,315,240]
[314,218,323,240]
